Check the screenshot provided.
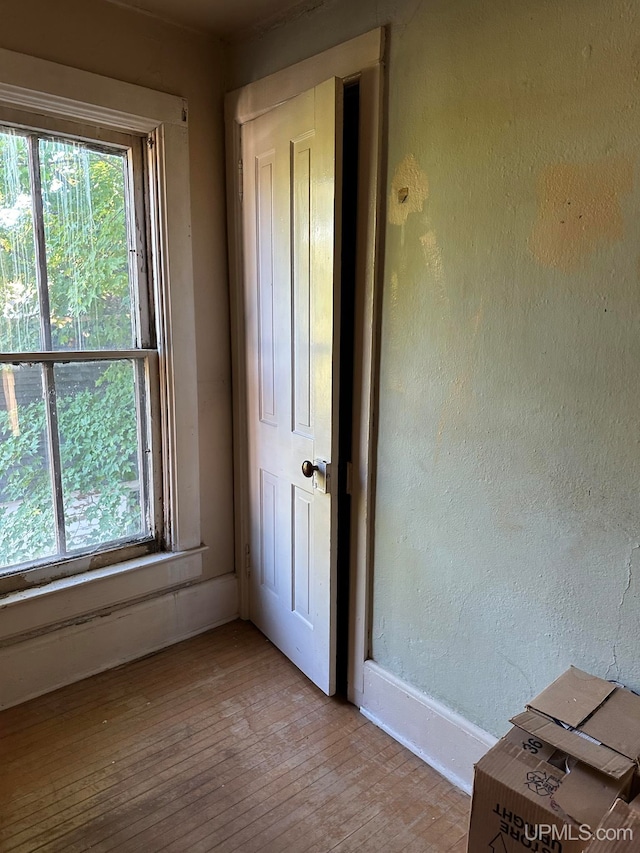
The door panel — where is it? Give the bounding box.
[292,139,313,437]
[242,78,343,695]
[256,152,277,426]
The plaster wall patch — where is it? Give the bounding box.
[529,157,634,272]
[389,154,428,226]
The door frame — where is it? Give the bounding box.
[225,28,385,707]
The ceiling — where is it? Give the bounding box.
[108,0,312,37]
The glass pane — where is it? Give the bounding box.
[0,131,40,352]
[40,139,134,351]
[55,360,146,551]
[0,364,56,568]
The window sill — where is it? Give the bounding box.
[0,546,207,645]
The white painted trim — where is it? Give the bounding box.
[225,28,385,705]
[0,573,238,710]
[226,115,249,620]
[360,660,496,794]
[0,47,186,132]
[0,548,207,643]
[347,55,385,709]
[225,29,384,125]
[149,122,201,551]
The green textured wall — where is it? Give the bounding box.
[230,0,640,735]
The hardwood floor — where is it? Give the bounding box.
[0,620,470,852]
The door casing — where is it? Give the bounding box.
[225,28,385,707]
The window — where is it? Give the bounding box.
[0,50,201,607]
[0,116,160,581]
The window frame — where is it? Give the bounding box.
[0,47,201,596]
[0,118,159,579]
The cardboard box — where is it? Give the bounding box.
[467,667,640,853]
[583,796,640,852]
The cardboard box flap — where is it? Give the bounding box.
[582,797,640,852]
[528,666,616,728]
[502,725,557,764]
[581,687,640,761]
[554,762,633,830]
[511,710,635,779]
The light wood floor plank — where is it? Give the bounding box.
[5,681,332,851]
[98,702,364,845]
[2,638,290,797]
[1,620,470,852]
[33,698,352,852]
[2,651,302,832]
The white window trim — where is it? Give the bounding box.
[0,48,202,603]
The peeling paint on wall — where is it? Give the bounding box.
[390,270,400,309]
[420,230,448,307]
[387,270,407,394]
[388,154,429,226]
[606,544,639,681]
[529,158,634,272]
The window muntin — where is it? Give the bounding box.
[0,122,158,577]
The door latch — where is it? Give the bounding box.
[301,459,331,494]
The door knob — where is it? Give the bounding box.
[301,460,318,478]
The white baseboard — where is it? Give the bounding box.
[0,573,238,710]
[360,660,497,794]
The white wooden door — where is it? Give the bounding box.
[241,78,343,695]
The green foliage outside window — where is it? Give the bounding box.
[0,130,147,570]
